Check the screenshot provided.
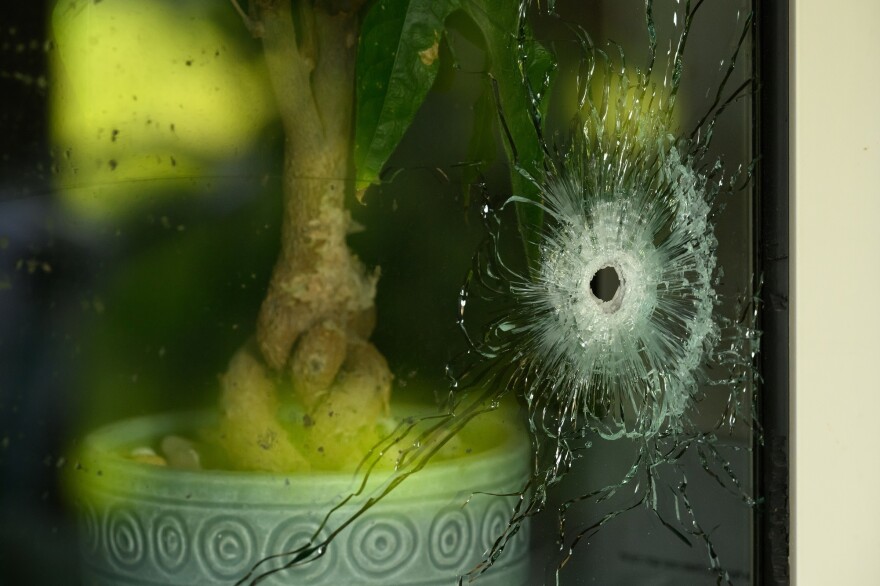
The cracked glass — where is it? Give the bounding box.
[0,1,766,585]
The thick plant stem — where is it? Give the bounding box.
[219,0,390,471]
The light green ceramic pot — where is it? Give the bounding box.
[68,407,531,586]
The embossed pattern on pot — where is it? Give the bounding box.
[70,410,531,585]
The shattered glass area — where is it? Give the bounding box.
[451,1,761,583]
[514,122,719,442]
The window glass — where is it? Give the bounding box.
[0,2,763,584]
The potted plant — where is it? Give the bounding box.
[53,0,761,583]
[54,0,550,584]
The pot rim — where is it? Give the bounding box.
[71,404,532,506]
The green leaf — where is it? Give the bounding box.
[461,0,555,271]
[354,0,460,197]
[354,0,555,271]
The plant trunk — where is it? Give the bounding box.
[218,0,390,472]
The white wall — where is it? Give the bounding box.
[793,1,880,584]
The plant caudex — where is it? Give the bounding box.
[212,0,391,472]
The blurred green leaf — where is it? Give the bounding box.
[461,0,555,271]
[354,0,459,195]
[355,0,555,269]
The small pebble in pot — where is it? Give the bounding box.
[129,447,167,467]
[160,435,201,470]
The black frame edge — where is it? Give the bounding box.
[754,0,791,584]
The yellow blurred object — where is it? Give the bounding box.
[50,0,277,218]
[557,58,682,146]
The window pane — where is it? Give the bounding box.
[0,2,773,585]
